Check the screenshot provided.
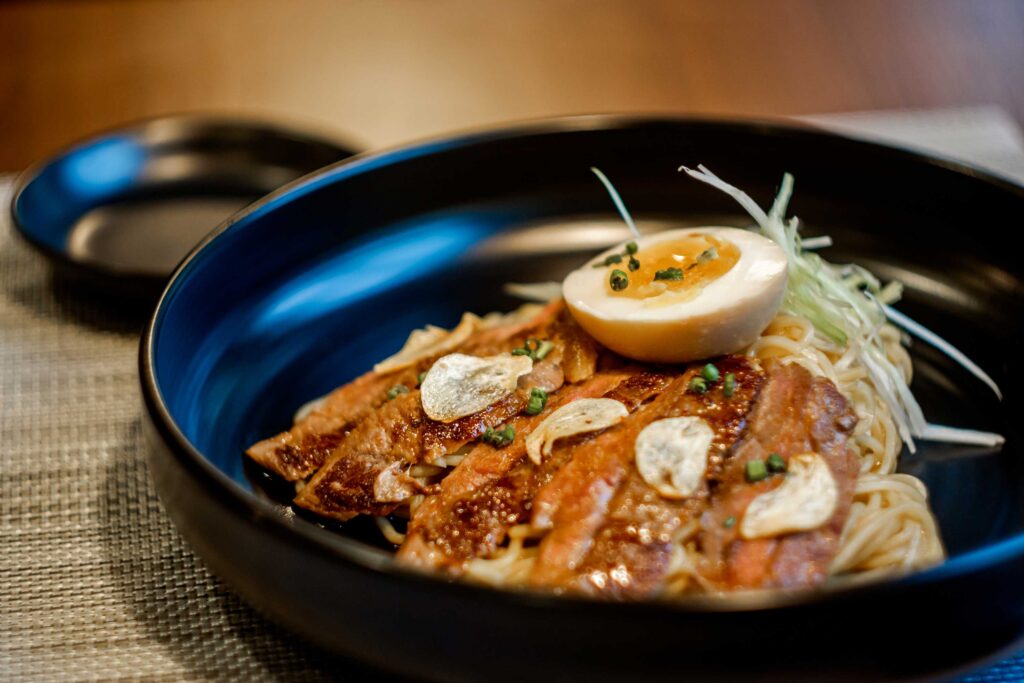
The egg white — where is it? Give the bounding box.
[562,227,788,363]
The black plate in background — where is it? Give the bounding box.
[9,114,359,300]
[141,117,1024,682]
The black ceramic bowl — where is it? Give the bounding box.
[141,117,1024,682]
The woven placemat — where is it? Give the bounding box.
[0,181,392,682]
[1,107,1023,682]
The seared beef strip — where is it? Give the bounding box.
[291,306,602,521]
[529,356,765,595]
[398,370,672,572]
[698,363,858,590]
[293,357,565,521]
[246,300,568,481]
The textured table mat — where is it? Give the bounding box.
[2,108,1023,683]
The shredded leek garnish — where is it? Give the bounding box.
[800,235,833,250]
[590,167,641,240]
[920,423,1005,448]
[679,164,1004,452]
[881,303,1003,400]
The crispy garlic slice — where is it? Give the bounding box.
[525,398,628,464]
[740,452,839,539]
[374,313,481,374]
[420,353,533,423]
[634,416,714,499]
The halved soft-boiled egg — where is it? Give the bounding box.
[562,227,787,363]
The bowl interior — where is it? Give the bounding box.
[12,116,356,278]
[150,119,1024,573]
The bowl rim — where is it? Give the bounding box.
[140,113,1024,616]
[7,111,362,285]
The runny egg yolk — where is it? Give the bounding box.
[605,234,740,304]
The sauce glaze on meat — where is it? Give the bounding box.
[245,304,861,597]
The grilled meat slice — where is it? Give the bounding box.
[246,371,397,481]
[570,363,766,598]
[698,363,859,590]
[529,356,765,596]
[293,357,565,521]
[397,370,671,572]
[246,300,567,481]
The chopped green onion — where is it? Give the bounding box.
[610,269,629,291]
[512,338,554,361]
[723,516,736,529]
[766,453,787,473]
[701,363,720,382]
[697,247,719,264]
[416,371,426,386]
[689,377,708,394]
[512,338,540,357]
[723,373,736,398]
[516,337,557,360]
[628,256,641,272]
[745,460,769,482]
[387,384,409,400]
[482,424,515,448]
[654,267,684,281]
[535,340,555,361]
[525,388,548,415]
[625,241,638,255]
[592,253,624,268]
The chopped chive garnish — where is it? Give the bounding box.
[416,371,426,386]
[525,387,548,416]
[610,269,629,291]
[592,253,624,268]
[513,338,555,361]
[697,247,719,264]
[723,373,736,398]
[387,384,409,400]
[592,242,640,270]
[689,377,708,394]
[482,424,515,448]
[723,516,737,529]
[701,363,720,383]
[535,340,555,361]
[766,453,787,473]
[654,267,684,281]
[745,460,769,482]
[512,338,539,357]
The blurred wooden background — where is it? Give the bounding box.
[1,0,1022,171]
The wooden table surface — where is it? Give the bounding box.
[1,0,1022,172]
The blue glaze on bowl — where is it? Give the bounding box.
[10,115,356,295]
[157,206,515,485]
[17,135,146,250]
